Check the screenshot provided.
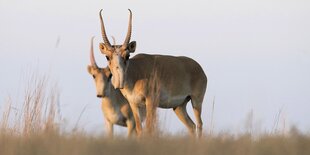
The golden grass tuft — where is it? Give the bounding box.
[0,72,61,137]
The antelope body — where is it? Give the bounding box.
[87,37,145,137]
[98,9,207,137]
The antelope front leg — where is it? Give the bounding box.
[106,120,114,138]
[126,118,135,137]
[145,97,157,136]
[129,103,142,137]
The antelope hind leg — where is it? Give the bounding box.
[173,102,196,136]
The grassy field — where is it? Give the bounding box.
[1,74,310,155]
[1,129,310,155]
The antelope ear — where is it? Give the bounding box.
[87,65,93,74]
[99,43,112,56]
[128,41,136,53]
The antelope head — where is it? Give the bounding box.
[87,36,112,98]
[98,9,136,89]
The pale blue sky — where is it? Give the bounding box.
[0,0,310,135]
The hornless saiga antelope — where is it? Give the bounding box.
[87,37,145,137]
[98,9,207,137]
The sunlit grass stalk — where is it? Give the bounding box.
[209,96,215,136]
[1,71,61,137]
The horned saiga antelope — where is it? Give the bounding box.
[87,37,145,137]
[98,9,207,137]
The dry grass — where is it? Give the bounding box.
[0,72,61,136]
[1,130,310,155]
[1,72,310,155]
[145,67,161,136]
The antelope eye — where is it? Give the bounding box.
[92,75,95,79]
[106,56,110,61]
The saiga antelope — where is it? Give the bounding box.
[87,37,145,137]
[98,9,207,137]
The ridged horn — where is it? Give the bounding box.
[99,9,112,49]
[90,36,98,67]
[122,9,132,49]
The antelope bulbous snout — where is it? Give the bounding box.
[97,94,103,98]
[111,76,124,89]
